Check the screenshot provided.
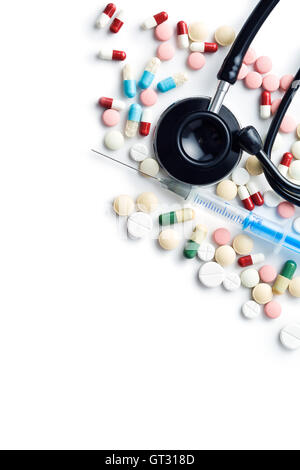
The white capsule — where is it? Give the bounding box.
[146,57,161,74]
[173,72,188,87]
[123,63,134,80]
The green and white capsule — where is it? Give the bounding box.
[184,224,208,259]
[159,208,195,226]
[273,260,297,295]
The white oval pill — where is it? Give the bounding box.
[231,168,250,186]
[197,242,216,262]
[104,130,124,150]
[241,268,260,288]
[140,158,160,178]
[264,190,282,208]
[291,141,300,160]
[130,143,149,162]
[127,212,153,239]
[242,301,261,320]
[280,324,300,350]
[223,272,241,292]
[199,262,225,288]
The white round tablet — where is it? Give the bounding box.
[127,212,153,239]
[199,262,225,288]
[280,324,300,351]
[140,158,160,178]
[242,301,261,320]
[289,160,300,181]
[264,190,282,208]
[240,268,260,288]
[293,217,300,234]
[223,272,241,292]
[104,130,124,150]
[197,242,216,262]
[231,168,250,186]
[130,143,149,162]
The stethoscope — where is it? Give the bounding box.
[153,0,300,207]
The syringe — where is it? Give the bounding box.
[92,150,300,255]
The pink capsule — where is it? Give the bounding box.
[238,186,255,211]
[177,21,189,49]
[247,182,264,207]
[98,48,126,61]
[142,11,168,30]
[260,91,272,119]
[278,152,293,177]
[190,42,218,53]
[139,109,152,137]
[99,97,126,111]
[110,10,125,33]
[96,3,116,29]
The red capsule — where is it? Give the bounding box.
[238,254,265,267]
[99,97,113,108]
[110,10,125,33]
[281,152,293,167]
[177,21,188,35]
[238,186,255,211]
[112,49,126,61]
[261,91,271,106]
[103,3,116,17]
[139,110,152,137]
[247,182,264,207]
[154,11,168,26]
[203,42,218,53]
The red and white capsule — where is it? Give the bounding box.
[99,97,126,111]
[95,3,116,29]
[110,10,125,33]
[177,21,189,49]
[98,48,126,61]
[260,91,272,120]
[190,42,218,53]
[139,109,152,137]
[142,11,168,30]
[238,186,255,211]
[238,253,265,268]
[278,152,293,178]
[247,182,264,206]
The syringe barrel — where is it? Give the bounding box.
[187,188,300,255]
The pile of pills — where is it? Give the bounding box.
[96,5,300,352]
[96,4,237,157]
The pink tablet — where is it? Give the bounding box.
[155,22,173,41]
[277,202,296,219]
[157,42,175,61]
[140,88,158,107]
[102,109,120,127]
[243,48,257,65]
[187,52,206,70]
[262,74,280,92]
[244,71,262,89]
[213,228,231,246]
[255,56,272,74]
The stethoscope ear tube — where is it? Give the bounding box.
[217,0,280,85]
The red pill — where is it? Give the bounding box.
[238,253,265,268]
[110,10,125,33]
[238,186,255,211]
[177,21,189,49]
[190,42,218,53]
[99,97,125,111]
[247,182,264,206]
[260,91,271,119]
[278,152,293,177]
[140,110,152,137]
[142,12,168,30]
[96,3,116,29]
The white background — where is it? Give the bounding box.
[0,0,300,451]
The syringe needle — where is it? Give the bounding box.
[91,149,160,181]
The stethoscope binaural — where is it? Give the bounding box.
[153,0,300,207]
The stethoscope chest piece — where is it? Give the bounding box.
[153,97,242,186]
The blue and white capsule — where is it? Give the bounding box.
[123,64,137,98]
[138,57,161,90]
[125,104,143,138]
[157,72,188,93]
